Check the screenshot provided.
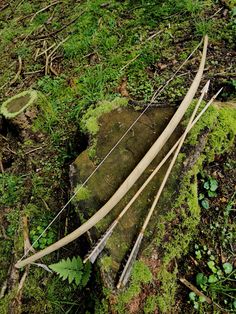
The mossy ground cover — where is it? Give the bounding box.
[0,0,236,313]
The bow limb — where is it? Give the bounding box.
[15,36,208,269]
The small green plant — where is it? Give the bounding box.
[30,224,56,249]
[189,291,207,310]
[189,259,236,311]
[0,174,24,207]
[198,175,218,209]
[49,256,91,287]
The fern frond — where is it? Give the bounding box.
[49,256,84,286]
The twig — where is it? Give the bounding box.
[179,278,212,304]
[6,146,17,155]
[0,134,8,141]
[36,43,56,58]
[0,225,10,240]
[50,63,59,76]
[120,29,164,71]
[9,56,22,86]
[25,146,43,155]
[0,3,9,12]
[34,11,86,39]
[0,280,7,299]
[0,158,4,173]
[30,1,60,22]
[48,36,70,58]
[213,72,236,77]
[120,54,141,71]
[145,30,163,42]
[45,36,69,75]
[34,47,40,61]
[209,7,224,19]
[24,69,44,75]
[22,216,35,254]
[41,198,50,211]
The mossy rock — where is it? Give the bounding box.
[71,99,236,312]
[70,99,181,285]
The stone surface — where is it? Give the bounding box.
[70,105,182,287]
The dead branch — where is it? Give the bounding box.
[33,11,86,40]
[0,3,9,12]
[9,56,22,86]
[45,36,69,74]
[30,1,61,23]
[25,146,44,155]
[180,278,212,304]
[0,157,4,173]
[50,63,59,76]
[22,216,35,254]
[36,43,56,59]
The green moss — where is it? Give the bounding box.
[156,267,178,313]
[144,295,157,313]
[116,261,152,313]
[100,256,113,272]
[0,290,16,314]
[74,184,92,202]
[145,102,236,313]
[80,98,128,135]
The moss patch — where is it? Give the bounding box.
[138,101,236,313]
[74,184,92,202]
[80,97,128,135]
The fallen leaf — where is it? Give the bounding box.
[157,62,167,70]
[118,77,129,97]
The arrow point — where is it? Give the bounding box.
[201,80,210,94]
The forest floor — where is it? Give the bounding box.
[0,0,235,313]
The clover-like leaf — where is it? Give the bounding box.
[209,179,218,192]
[223,262,233,274]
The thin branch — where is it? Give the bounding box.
[179,278,212,304]
[0,158,4,173]
[36,43,56,58]
[30,1,61,22]
[9,56,22,86]
[25,146,44,155]
[120,54,140,71]
[34,11,86,39]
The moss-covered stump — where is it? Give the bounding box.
[71,99,236,313]
[0,90,52,138]
[70,98,181,283]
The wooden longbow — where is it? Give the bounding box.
[15,36,208,269]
